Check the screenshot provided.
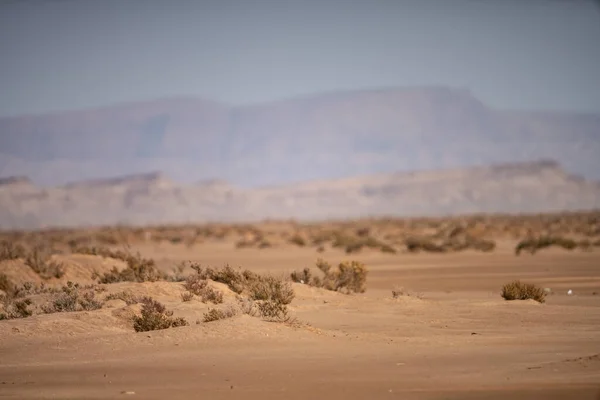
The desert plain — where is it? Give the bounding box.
[1,212,599,400]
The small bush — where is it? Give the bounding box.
[183,274,223,304]
[202,306,237,322]
[0,273,13,295]
[294,259,368,294]
[42,281,104,313]
[515,236,578,255]
[249,275,295,305]
[187,263,256,295]
[133,297,189,332]
[92,251,164,283]
[501,280,546,303]
[0,241,27,262]
[25,245,65,280]
[105,290,139,305]
[290,268,311,284]
[0,298,33,320]
[288,234,307,247]
[181,291,194,302]
[404,237,445,253]
[256,300,297,324]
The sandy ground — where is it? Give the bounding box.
[1,241,600,400]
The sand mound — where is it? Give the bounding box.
[52,254,128,284]
[0,307,132,339]
[0,254,128,289]
[0,259,44,286]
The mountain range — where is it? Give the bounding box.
[1,159,599,229]
[1,86,599,188]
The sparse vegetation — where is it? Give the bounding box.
[84,248,164,283]
[133,297,189,332]
[202,306,238,322]
[183,274,224,304]
[105,290,140,305]
[288,234,307,247]
[0,297,33,320]
[24,245,65,280]
[501,280,546,303]
[42,281,104,313]
[0,241,27,261]
[515,236,586,255]
[291,259,368,294]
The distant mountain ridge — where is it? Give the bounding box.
[1,86,599,188]
[1,159,599,230]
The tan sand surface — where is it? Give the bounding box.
[1,240,599,399]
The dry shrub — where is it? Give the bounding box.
[235,239,255,249]
[183,275,223,304]
[515,236,580,255]
[332,232,396,254]
[133,297,189,332]
[202,306,238,322]
[288,234,307,247]
[404,237,445,253]
[0,273,13,294]
[42,281,104,313]
[105,290,139,305]
[25,245,65,280]
[187,263,255,295]
[292,259,368,294]
[249,275,295,305]
[290,268,311,284]
[185,263,292,305]
[87,249,164,283]
[0,241,27,261]
[0,297,33,320]
[501,280,546,303]
[181,291,194,302]
[256,300,297,324]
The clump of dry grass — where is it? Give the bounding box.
[180,291,194,302]
[332,232,396,254]
[186,263,297,324]
[185,263,294,305]
[42,281,104,313]
[288,234,307,247]
[501,280,546,303]
[0,240,27,262]
[291,259,368,294]
[105,290,140,305]
[0,273,13,295]
[183,274,224,304]
[248,274,295,305]
[83,248,164,283]
[290,268,312,285]
[0,297,33,320]
[515,236,581,255]
[133,297,189,332]
[202,306,238,322]
[404,237,446,253]
[24,245,65,280]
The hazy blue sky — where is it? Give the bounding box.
[1,0,599,117]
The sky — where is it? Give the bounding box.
[0,0,599,117]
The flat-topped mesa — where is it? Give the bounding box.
[63,171,172,190]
